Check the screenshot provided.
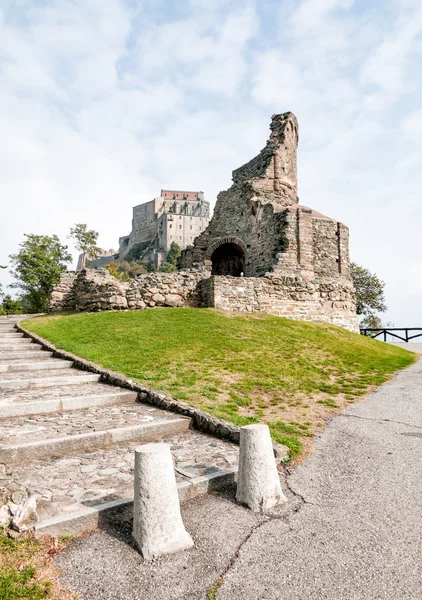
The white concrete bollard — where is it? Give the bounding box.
[132,443,193,559]
[236,423,287,512]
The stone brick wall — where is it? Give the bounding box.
[48,272,78,312]
[49,268,210,313]
[180,113,354,283]
[125,270,209,310]
[180,114,301,277]
[208,275,359,333]
[49,268,358,332]
[179,111,358,331]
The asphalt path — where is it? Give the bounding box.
[56,359,422,599]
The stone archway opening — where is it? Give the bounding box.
[211,242,245,277]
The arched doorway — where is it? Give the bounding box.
[211,242,245,276]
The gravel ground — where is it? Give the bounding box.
[56,359,422,600]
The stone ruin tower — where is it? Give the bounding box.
[50,112,358,332]
[181,112,359,332]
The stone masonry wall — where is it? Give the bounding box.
[49,268,358,332]
[181,113,301,277]
[49,272,78,312]
[207,275,359,333]
[49,268,210,313]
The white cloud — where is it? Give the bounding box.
[0,0,421,327]
[401,108,422,137]
[359,5,422,95]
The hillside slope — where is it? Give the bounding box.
[24,309,415,459]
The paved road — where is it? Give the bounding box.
[219,359,422,599]
[57,360,422,599]
[389,342,422,354]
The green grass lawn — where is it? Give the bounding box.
[24,309,415,460]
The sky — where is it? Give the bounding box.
[0,0,421,326]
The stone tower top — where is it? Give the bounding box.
[232,112,299,207]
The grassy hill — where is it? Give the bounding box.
[24,309,415,460]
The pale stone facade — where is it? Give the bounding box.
[118,190,210,266]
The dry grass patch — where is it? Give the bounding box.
[0,529,75,600]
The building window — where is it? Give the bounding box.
[179,225,182,229]
[169,224,172,228]
[179,236,182,240]
[190,226,192,230]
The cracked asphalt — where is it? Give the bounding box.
[55,359,422,599]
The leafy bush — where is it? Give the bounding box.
[105,261,148,281]
[0,295,24,315]
[9,234,71,313]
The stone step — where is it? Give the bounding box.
[0,368,81,381]
[0,360,72,373]
[0,327,18,333]
[0,351,54,360]
[0,333,24,339]
[0,381,130,403]
[0,388,138,418]
[0,403,178,445]
[0,416,190,464]
[3,429,239,537]
[0,372,100,390]
[0,343,43,353]
[0,338,36,345]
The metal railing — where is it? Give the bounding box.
[360,328,422,342]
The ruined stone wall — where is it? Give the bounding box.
[125,269,209,310]
[48,272,78,312]
[183,192,285,277]
[181,113,300,276]
[232,112,298,206]
[49,268,358,332]
[49,269,210,313]
[73,269,129,311]
[311,219,340,278]
[207,275,359,333]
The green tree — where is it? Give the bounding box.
[359,314,383,330]
[351,262,387,317]
[69,223,100,269]
[104,263,131,282]
[166,242,181,267]
[156,242,181,273]
[158,261,177,273]
[0,294,23,315]
[9,234,72,312]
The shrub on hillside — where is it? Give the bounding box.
[0,294,24,315]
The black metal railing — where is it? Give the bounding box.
[360,328,422,342]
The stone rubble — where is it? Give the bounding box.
[0,486,39,532]
[49,268,209,313]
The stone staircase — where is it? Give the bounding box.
[0,317,238,536]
